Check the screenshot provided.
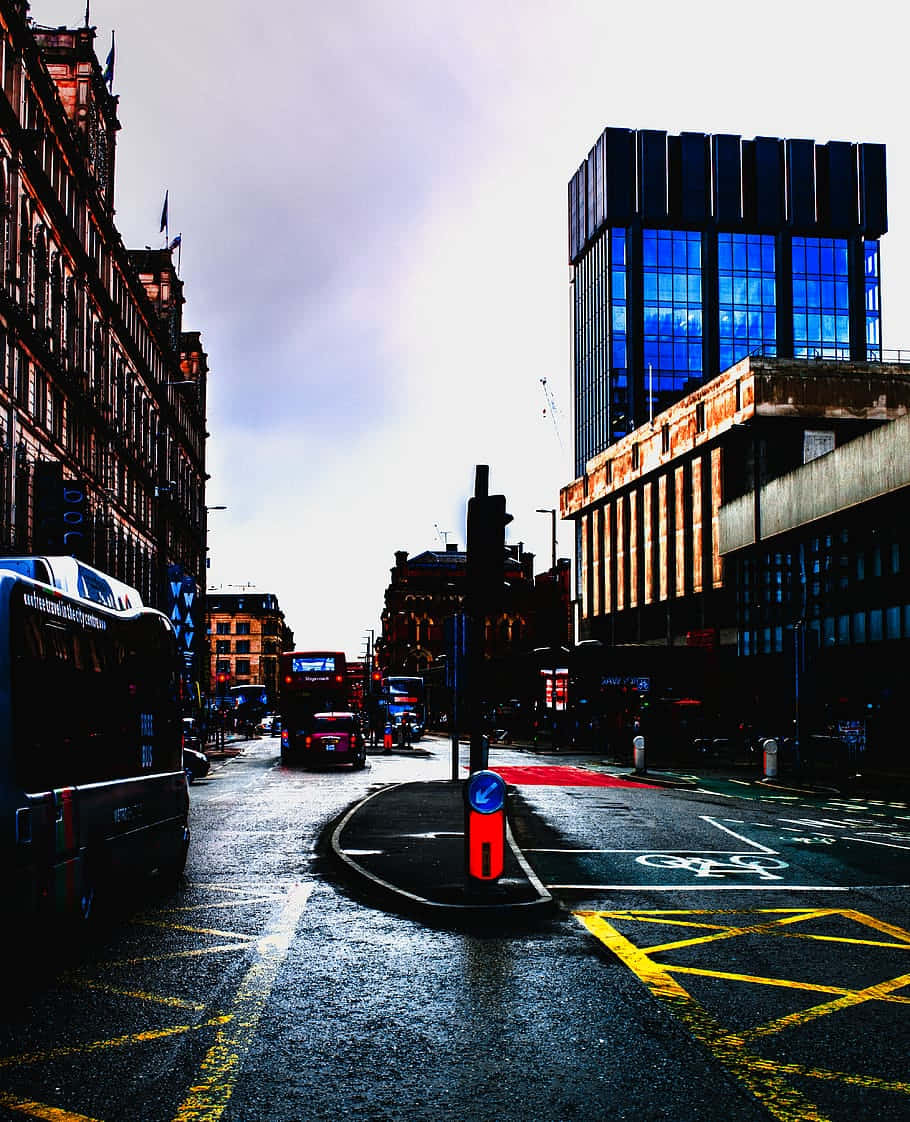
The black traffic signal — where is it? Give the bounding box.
[466,465,513,616]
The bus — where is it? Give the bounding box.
[0,566,189,924]
[278,651,348,764]
[227,683,269,728]
[381,676,426,740]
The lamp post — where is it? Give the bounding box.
[536,508,557,572]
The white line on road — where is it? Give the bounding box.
[702,815,778,854]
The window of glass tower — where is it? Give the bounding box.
[718,233,776,371]
[642,230,703,412]
[792,237,850,358]
[610,229,629,439]
[865,240,882,359]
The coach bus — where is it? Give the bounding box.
[0,566,189,925]
[380,675,426,740]
[278,650,348,763]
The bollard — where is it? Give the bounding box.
[762,737,778,779]
[633,734,646,773]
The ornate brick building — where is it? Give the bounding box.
[205,590,293,708]
[0,7,209,686]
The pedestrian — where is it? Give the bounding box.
[401,715,412,747]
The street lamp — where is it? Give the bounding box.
[536,508,557,571]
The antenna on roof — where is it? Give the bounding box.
[434,523,451,547]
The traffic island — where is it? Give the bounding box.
[325,780,556,927]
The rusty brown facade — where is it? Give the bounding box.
[206,590,293,708]
[560,355,910,704]
[0,8,208,667]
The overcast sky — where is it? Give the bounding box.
[31,1,910,659]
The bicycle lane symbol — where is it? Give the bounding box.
[636,853,788,880]
[635,817,789,883]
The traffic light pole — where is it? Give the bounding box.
[465,465,512,775]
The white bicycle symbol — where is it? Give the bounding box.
[636,853,788,880]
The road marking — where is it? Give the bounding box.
[577,907,910,1121]
[0,1091,103,1120]
[171,881,313,1122]
[704,815,777,853]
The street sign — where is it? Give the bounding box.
[464,769,507,881]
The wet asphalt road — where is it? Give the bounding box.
[0,734,906,1121]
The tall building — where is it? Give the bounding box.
[206,590,293,706]
[0,8,209,690]
[568,129,886,476]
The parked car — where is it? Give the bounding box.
[182,716,202,749]
[183,744,210,784]
[257,713,281,736]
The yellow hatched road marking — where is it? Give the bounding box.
[0,1017,233,1069]
[171,881,313,1122]
[66,978,207,1011]
[0,1091,103,1120]
[577,908,910,1122]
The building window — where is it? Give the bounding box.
[610,228,628,441]
[236,621,251,635]
[642,229,703,415]
[235,659,251,676]
[717,233,776,371]
[216,621,230,635]
[792,237,850,359]
[216,660,230,674]
[235,640,250,654]
[215,640,230,654]
[864,240,882,360]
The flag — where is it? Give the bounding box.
[103,32,115,88]
[169,234,181,251]
[160,191,168,233]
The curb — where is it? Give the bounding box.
[329,782,555,923]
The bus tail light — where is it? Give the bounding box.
[305,735,312,749]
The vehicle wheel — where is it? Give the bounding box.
[156,830,189,893]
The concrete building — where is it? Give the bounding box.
[0,8,209,687]
[206,589,293,708]
[560,354,910,755]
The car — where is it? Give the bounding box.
[183,745,210,784]
[182,716,202,749]
[294,711,366,769]
[256,713,281,736]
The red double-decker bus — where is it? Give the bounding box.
[278,651,348,764]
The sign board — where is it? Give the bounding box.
[803,430,835,464]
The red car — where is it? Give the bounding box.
[291,712,366,769]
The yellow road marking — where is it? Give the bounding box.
[66,979,207,1011]
[577,908,910,1121]
[742,973,910,1040]
[0,1017,233,1069]
[171,882,313,1122]
[0,1091,103,1120]
[133,919,261,940]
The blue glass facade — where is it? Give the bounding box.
[865,241,882,359]
[792,237,850,359]
[568,131,888,476]
[718,234,776,370]
[642,229,702,414]
[609,229,628,438]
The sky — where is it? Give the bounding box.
[30,0,910,660]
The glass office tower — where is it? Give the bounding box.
[568,130,887,478]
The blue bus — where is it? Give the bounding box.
[380,676,426,740]
[0,565,189,923]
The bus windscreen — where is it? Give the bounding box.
[292,655,335,674]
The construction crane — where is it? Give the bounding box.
[540,378,565,450]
